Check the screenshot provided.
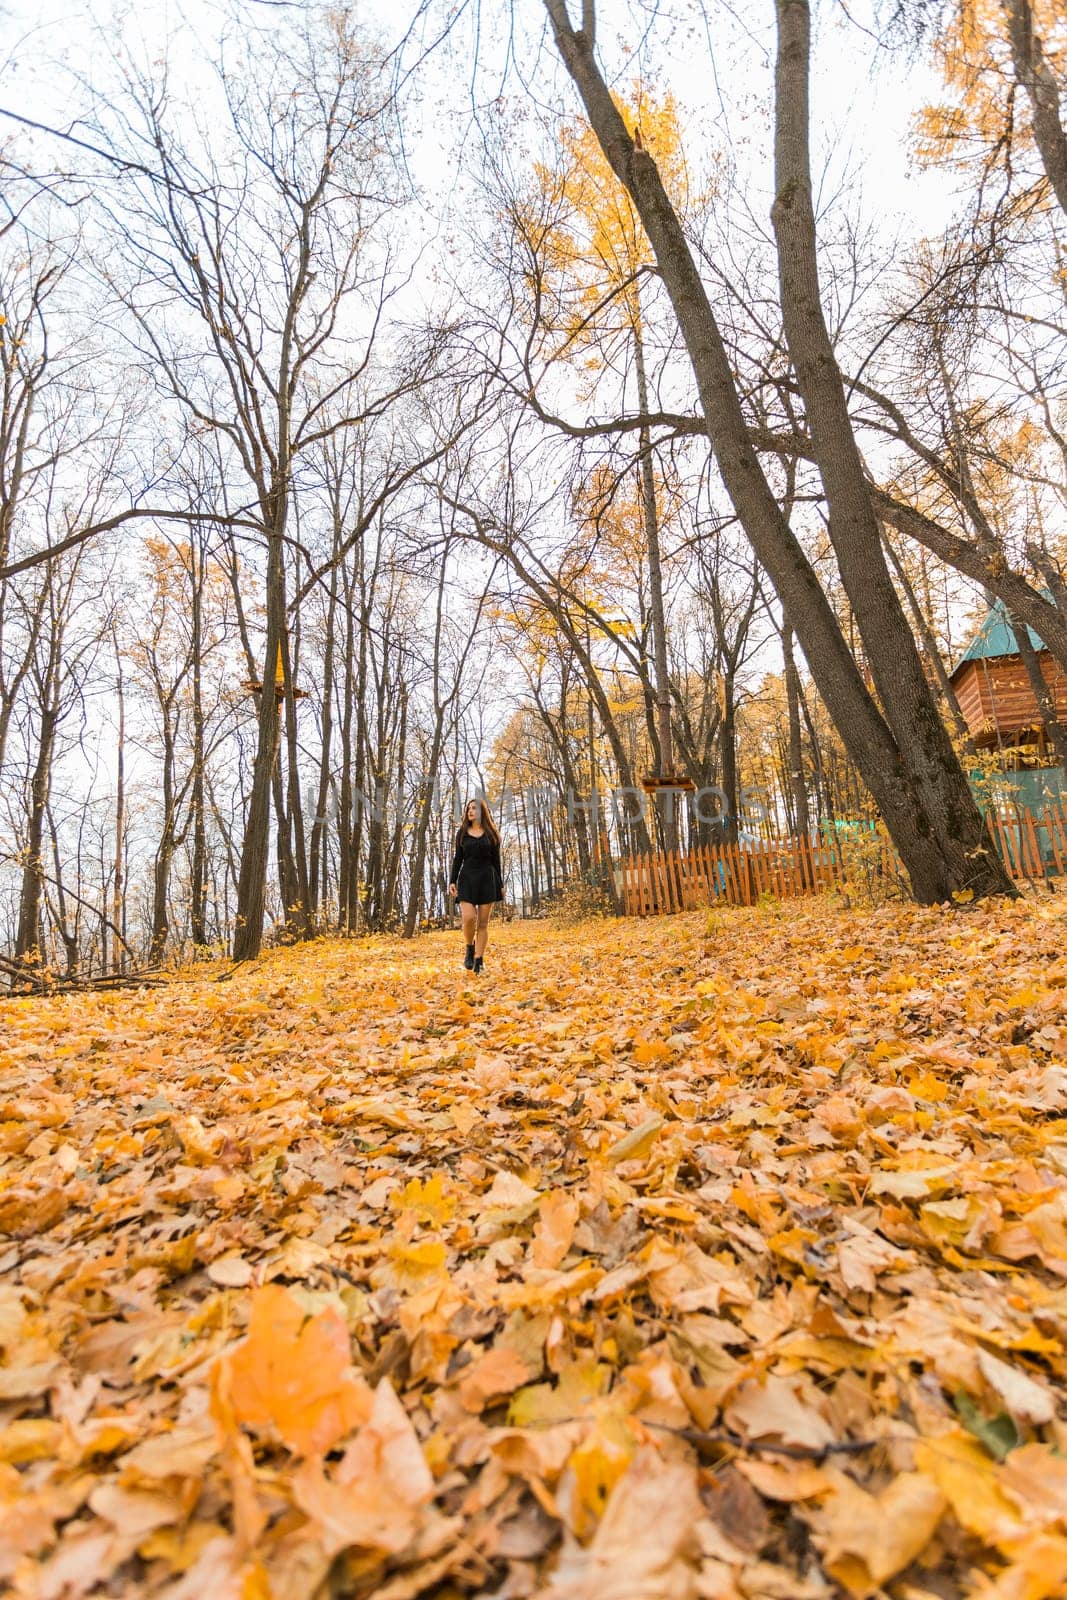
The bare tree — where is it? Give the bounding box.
[87,11,441,957]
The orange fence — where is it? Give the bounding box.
[619,802,1067,916]
[985,802,1067,880]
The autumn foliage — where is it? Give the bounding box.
[2,896,1067,1596]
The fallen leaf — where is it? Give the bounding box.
[533,1190,580,1270]
[458,1345,532,1412]
[977,1347,1055,1425]
[206,1254,253,1289]
[214,1283,371,1455]
[293,1380,434,1557]
[725,1377,834,1452]
[605,1115,665,1165]
[736,1458,834,1502]
[814,1470,946,1598]
[543,1448,702,1598]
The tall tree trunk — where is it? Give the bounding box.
[189,543,208,948]
[543,0,1012,902]
[281,621,311,937]
[149,718,177,964]
[782,624,811,840]
[403,551,472,938]
[585,660,603,883]
[770,0,1012,899]
[720,669,739,845]
[633,313,677,850]
[337,574,356,931]
[883,535,972,749]
[404,768,438,937]
[112,639,126,973]
[14,701,58,973]
[310,559,339,920]
[48,807,79,980]
[273,745,300,934]
[347,592,373,933]
[233,529,285,958]
[383,687,408,926]
[1002,0,1067,219]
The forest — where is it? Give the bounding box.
[0,0,1065,973]
[5,7,1067,1599]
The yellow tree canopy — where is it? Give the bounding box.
[918,0,1067,176]
[530,87,698,353]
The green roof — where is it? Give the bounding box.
[954,600,1046,668]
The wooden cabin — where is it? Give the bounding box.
[950,601,1067,762]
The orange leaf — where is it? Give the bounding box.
[293,1380,434,1557]
[533,1190,580,1270]
[214,1284,371,1456]
[458,1345,532,1412]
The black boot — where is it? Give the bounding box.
[473,955,484,975]
[463,943,475,970]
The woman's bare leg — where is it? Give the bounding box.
[459,902,477,950]
[475,904,492,958]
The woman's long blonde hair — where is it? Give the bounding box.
[457,797,499,846]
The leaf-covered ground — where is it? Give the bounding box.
[3,896,1067,1599]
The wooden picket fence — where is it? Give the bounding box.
[619,801,1067,916]
[985,800,1067,881]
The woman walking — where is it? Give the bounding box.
[448,798,504,974]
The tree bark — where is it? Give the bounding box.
[281,618,311,938]
[720,668,739,845]
[148,684,184,965]
[112,637,126,972]
[782,624,811,840]
[542,0,1010,901]
[770,0,1012,899]
[189,556,208,948]
[310,556,339,921]
[14,703,58,972]
[233,527,285,959]
[1002,0,1067,219]
[633,312,678,849]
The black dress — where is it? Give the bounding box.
[450,829,504,906]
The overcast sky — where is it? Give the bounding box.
[2,0,955,254]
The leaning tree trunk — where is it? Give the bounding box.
[189,537,208,947]
[543,0,1010,901]
[483,527,654,855]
